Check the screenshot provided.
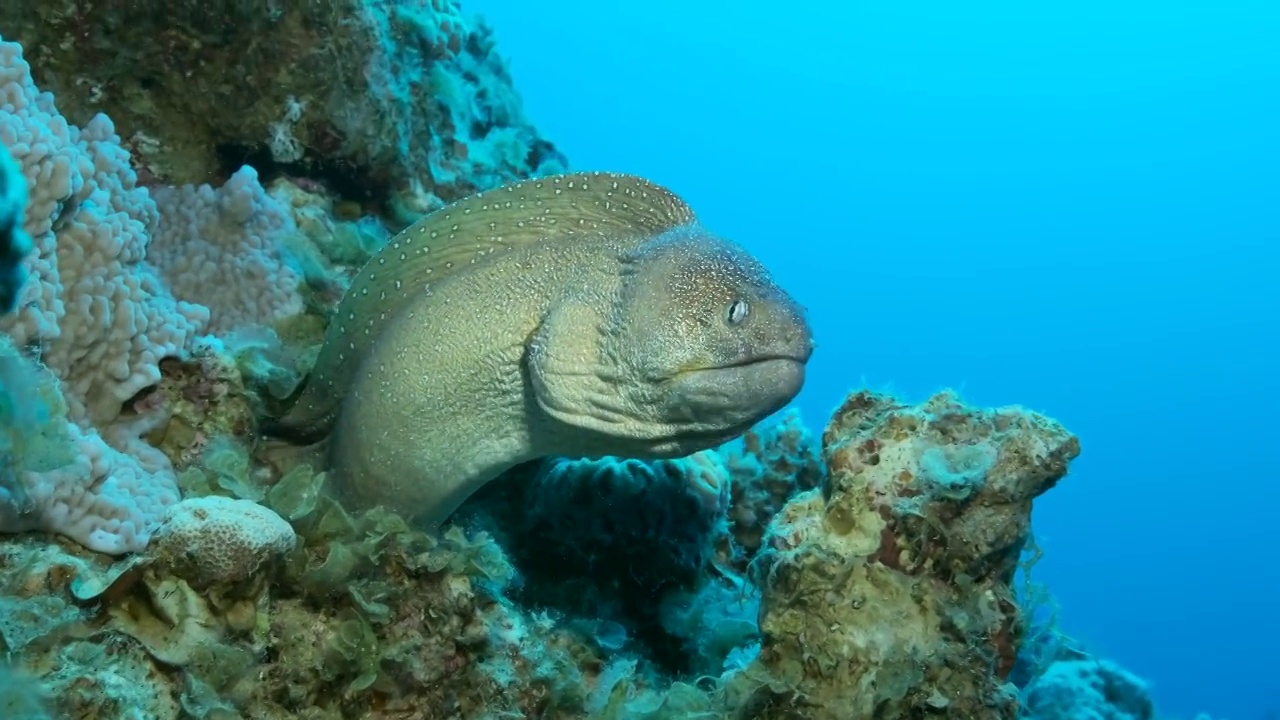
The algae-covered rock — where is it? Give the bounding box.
[0,0,567,211]
[36,634,183,720]
[0,662,49,720]
[743,390,1081,720]
[144,339,260,470]
[0,387,1082,719]
[720,408,825,567]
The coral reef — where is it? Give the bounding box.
[720,408,825,569]
[0,3,1158,719]
[0,0,567,218]
[0,330,182,555]
[466,450,735,676]
[0,6,551,554]
[1022,657,1155,720]
[740,390,1079,719]
[0,381,1083,719]
[0,36,208,431]
[149,166,304,335]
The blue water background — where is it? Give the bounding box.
[469,2,1279,718]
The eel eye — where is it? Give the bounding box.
[726,298,750,325]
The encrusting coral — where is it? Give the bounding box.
[0,37,209,431]
[0,4,1097,718]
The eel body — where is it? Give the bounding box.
[266,171,814,528]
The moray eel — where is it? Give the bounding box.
[265,171,814,529]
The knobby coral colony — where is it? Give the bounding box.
[0,4,1090,720]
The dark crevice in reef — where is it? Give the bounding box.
[464,464,718,681]
[524,138,563,174]
[215,142,390,209]
[503,548,698,678]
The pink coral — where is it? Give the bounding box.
[20,422,180,555]
[0,37,208,429]
[0,34,320,554]
[149,166,304,334]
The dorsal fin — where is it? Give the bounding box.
[264,171,696,442]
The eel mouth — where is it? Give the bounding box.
[594,355,811,458]
[663,355,808,412]
[669,353,809,380]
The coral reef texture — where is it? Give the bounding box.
[0,3,1138,719]
[0,0,567,218]
[0,381,1083,719]
[745,390,1079,719]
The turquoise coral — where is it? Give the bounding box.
[1022,659,1155,720]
